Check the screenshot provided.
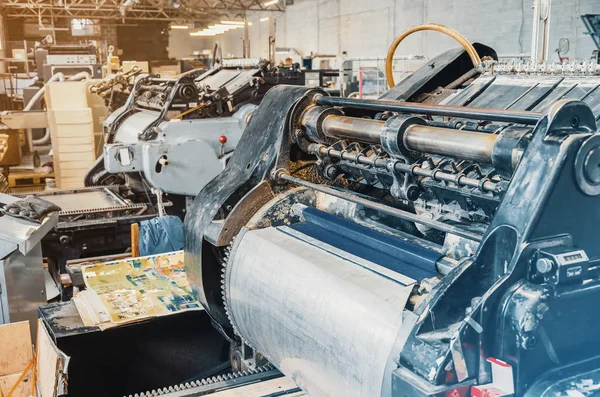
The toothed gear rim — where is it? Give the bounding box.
[221,231,262,353]
[124,364,276,397]
[221,239,234,331]
[221,234,248,345]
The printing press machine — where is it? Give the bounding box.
[178,39,600,396]
[87,58,305,198]
[34,27,600,397]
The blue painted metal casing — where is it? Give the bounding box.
[289,206,442,281]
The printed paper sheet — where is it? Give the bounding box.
[80,250,201,324]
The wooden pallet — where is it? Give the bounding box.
[7,169,54,191]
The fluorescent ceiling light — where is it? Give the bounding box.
[220,20,252,26]
[208,25,231,31]
[206,27,234,33]
[264,0,279,6]
[190,31,218,36]
[260,17,269,22]
[210,24,240,29]
[191,22,250,37]
[170,25,189,29]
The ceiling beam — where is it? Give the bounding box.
[0,0,284,22]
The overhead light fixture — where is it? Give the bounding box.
[170,25,189,29]
[264,0,279,6]
[190,31,218,36]
[190,21,251,37]
[260,17,269,22]
[207,24,236,32]
[220,20,252,26]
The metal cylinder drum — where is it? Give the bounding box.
[403,124,497,163]
[491,126,530,177]
[310,113,500,164]
[224,226,415,397]
[380,115,428,158]
[300,106,343,143]
[321,114,384,144]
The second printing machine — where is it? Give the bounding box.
[90,58,305,201]
[23,58,305,280]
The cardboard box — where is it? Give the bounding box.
[0,320,69,397]
[0,321,34,397]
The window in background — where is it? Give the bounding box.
[71,19,99,36]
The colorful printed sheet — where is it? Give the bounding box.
[80,250,201,324]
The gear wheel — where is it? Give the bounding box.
[221,233,260,354]
[126,364,276,397]
[221,239,235,329]
[221,235,243,339]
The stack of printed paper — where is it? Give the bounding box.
[73,250,201,328]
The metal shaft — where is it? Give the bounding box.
[404,124,497,163]
[316,96,542,125]
[279,173,482,242]
[319,114,498,163]
[322,115,383,144]
[310,144,499,193]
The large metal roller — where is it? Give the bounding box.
[403,124,497,164]
[307,113,502,164]
[321,114,384,144]
[224,226,416,397]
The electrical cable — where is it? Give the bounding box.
[385,23,482,88]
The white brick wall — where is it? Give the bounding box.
[169,0,600,61]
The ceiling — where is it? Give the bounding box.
[0,0,284,23]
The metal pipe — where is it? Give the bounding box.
[404,124,497,163]
[24,72,65,111]
[322,115,384,144]
[316,96,542,125]
[103,187,128,206]
[148,77,176,83]
[444,66,481,90]
[32,128,51,146]
[386,23,482,87]
[278,172,482,242]
[66,71,91,82]
[318,114,498,163]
